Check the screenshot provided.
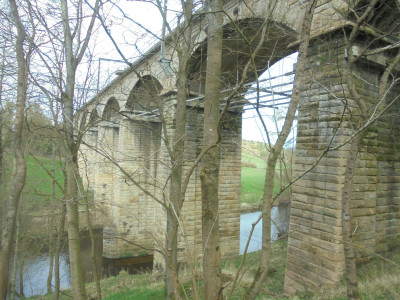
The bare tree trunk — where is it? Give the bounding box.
[18,226,26,298]
[84,194,102,299]
[0,1,28,297]
[59,0,100,297]
[245,1,317,299]
[65,160,87,299]
[0,47,5,187]
[48,160,56,293]
[47,216,55,293]
[55,203,66,300]
[201,0,223,298]
[164,1,194,299]
[341,132,364,300]
[10,217,20,300]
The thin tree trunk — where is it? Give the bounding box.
[65,160,86,300]
[165,208,180,299]
[54,203,66,300]
[341,133,364,300]
[47,217,55,293]
[245,2,316,299]
[10,217,20,300]
[0,47,5,188]
[164,1,194,299]
[18,226,26,298]
[59,0,100,296]
[0,1,28,298]
[48,160,56,293]
[201,0,223,298]
[85,194,102,299]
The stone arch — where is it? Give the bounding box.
[126,75,163,112]
[102,97,120,122]
[187,18,297,95]
[88,108,100,126]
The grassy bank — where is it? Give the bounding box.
[241,145,285,205]
[30,239,400,299]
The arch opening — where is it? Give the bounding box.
[126,75,163,112]
[102,97,120,122]
[187,18,297,95]
[88,108,100,127]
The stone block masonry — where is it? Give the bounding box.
[81,96,242,264]
[284,33,400,294]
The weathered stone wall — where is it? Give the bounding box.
[95,123,120,255]
[284,33,400,293]
[103,118,162,258]
[153,102,241,268]
[82,96,242,261]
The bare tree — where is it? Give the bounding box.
[0,0,32,297]
[200,0,224,298]
[24,0,101,298]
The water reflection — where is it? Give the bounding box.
[16,205,290,297]
[240,205,290,254]
[15,253,70,298]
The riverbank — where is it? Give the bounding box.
[29,239,400,299]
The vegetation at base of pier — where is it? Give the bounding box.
[28,239,400,300]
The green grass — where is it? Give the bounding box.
[241,151,267,204]
[241,167,266,204]
[242,153,266,168]
[103,286,165,299]
[28,240,400,300]
[222,238,288,299]
[1,154,65,213]
[25,156,64,196]
[241,153,281,204]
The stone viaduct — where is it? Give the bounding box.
[79,0,400,294]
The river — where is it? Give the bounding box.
[14,205,289,297]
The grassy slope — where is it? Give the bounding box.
[2,154,64,211]
[241,151,281,204]
[25,155,64,198]
[0,155,66,218]
[31,240,400,300]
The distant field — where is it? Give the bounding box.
[242,153,266,168]
[241,167,265,204]
[241,148,284,204]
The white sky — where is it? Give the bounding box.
[242,53,298,143]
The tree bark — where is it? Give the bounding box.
[59,0,100,297]
[10,217,20,300]
[84,192,102,299]
[55,203,66,300]
[201,0,223,298]
[164,1,194,299]
[341,132,364,300]
[0,47,5,187]
[0,1,28,298]
[65,160,87,300]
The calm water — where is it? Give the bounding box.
[17,205,289,297]
[240,207,278,254]
[14,253,71,298]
